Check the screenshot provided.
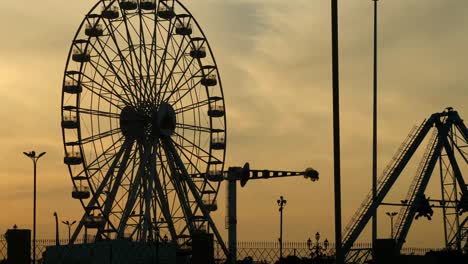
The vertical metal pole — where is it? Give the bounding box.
[279,207,283,260]
[390,215,393,238]
[54,212,59,246]
[33,160,37,264]
[372,0,379,250]
[331,0,343,263]
[227,178,237,264]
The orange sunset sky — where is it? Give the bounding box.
[0,0,466,248]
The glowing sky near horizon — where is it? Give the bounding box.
[0,0,466,248]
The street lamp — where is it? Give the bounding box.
[277,196,287,261]
[62,220,77,241]
[307,232,329,259]
[53,212,60,246]
[386,212,398,238]
[23,150,46,263]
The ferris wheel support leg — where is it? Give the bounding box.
[150,143,179,242]
[100,140,135,236]
[162,137,230,256]
[141,142,154,241]
[161,142,197,234]
[70,138,132,243]
[117,145,146,239]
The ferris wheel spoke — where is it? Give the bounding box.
[80,74,127,110]
[176,123,212,134]
[173,130,218,161]
[154,18,177,96]
[165,67,207,107]
[135,13,154,103]
[101,18,145,104]
[80,127,121,145]
[77,107,120,119]
[170,138,207,174]
[120,12,146,103]
[138,13,159,102]
[85,59,133,106]
[90,40,138,106]
[81,138,123,174]
[162,58,197,104]
[174,98,210,115]
[157,37,192,103]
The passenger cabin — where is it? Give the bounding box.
[206,170,223,182]
[63,79,82,94]
[140,1,156,10]
[208,104,224,118]
[72,185,90,199]
[84,215,105,228]
[189,38,206,58]
[158,5,175,20]
[72,48,90,63]
[64,151,83,165]
[102,6,120,19]
[85,23,104,37]
[175,15,192,35]
[211,136,225,150]
[201,74,217,86]
[176,21,192,35]
[119,0,138,10]
[190,46,206,59]
[62,112,79,129]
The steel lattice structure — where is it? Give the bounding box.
[61,0,228,254]
[342,108,468,263]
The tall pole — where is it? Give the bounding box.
[54,212,59,246]
[372,0,379,250]
[277,196,287,261]
[386,212,397,238]
[23,151,46,264]
[33,160,37,262]
[331,0,343,263]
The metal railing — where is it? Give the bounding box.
[0,237,441,263]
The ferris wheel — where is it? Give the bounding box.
[61,0,227,252]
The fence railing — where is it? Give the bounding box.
[0,236,441,263]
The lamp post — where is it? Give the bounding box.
[23,150,46,263]
[62,220,77,241]
[277,196,287,261]
[307,232,329,260]
[385,212,397,238]
[53,212,60,246]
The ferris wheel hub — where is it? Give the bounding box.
[119,103,176,140]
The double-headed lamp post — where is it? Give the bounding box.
[277,196,287,261]
[62,220,77,241]
[23,150,46,263]
[386,212,398,238]
[307,232,329,259]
